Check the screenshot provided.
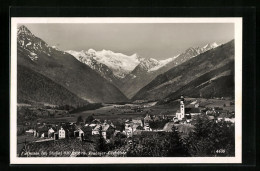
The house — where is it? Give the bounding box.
[186,108,201,116]
[25,129,35,135]
[190,100,200,108]
[58,126,68,139]
[89,123,97,128]
[144,123,152,131]
[92,124,101,135]
[113,130,121,137]
[125,127,133,138]
[224,118,235,123]
[173,117,179,123]
[144,114,152,123]
[125,124,135,135]
[124,119,144,136]
[132,119,143,127]
[35,126,48,138]
[101,124,115,139]
[91,119,101,124]
[208,115,215,120]
[48,127,57,138]
[206,109,217,116]
[153,116,160,121]
[74,126,92,140]
[217,112,235,123]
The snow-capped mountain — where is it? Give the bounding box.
[17,25,63,61]
[148,56,179,72]
[17,25,129,103]
[127,42,218,75]
[66,42,219,99]
[67,49,142,78]
[132,40,233,101]
[165,42,219,67]
[67,49,178,80]
[66,50,121,83]
[120,42,219,98]
[137,57,178,72]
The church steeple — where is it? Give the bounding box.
[176,95,185,120]
[180,95,185,118]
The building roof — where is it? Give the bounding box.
[91,119,101,124]
[185,108,200,114]
[36,126,49,133]
[93,124,113,132]
[89,123,97,127]
[144,115,152,121]
[101,124,111,131]
[80,126,92,133]
[92,124,101,131]
[48,127,57,132]
[132,119,143,124]
[136,125,144,130]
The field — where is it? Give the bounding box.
[17,97,235,155]
[35,98,234,124]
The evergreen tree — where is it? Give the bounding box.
[85,115,94,124]
[76,115,84,124]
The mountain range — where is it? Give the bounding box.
[17,25,233,106]
[17,25,128,105]
[132,40,234,101]
[67,42,219,98]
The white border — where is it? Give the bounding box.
[10,17,242,164]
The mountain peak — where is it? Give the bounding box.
[17,25,34,37]
[203,42,218,50]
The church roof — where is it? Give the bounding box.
[185,108,200,114]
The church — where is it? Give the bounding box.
[175,95,201,121]
[176,95,186,120]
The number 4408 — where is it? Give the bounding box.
[216,149,225,153]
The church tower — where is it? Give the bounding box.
[176,95,185,120]
[180,95,185,119]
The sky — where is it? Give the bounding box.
[21,23,234,60]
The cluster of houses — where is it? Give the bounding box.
[25,96,235,142]
[25,115,169,142]
[173,95,235,124]
[26,119,116,141]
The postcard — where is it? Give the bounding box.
[10,17,242,164]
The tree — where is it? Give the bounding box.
[126,130,189,157]
[96,126,108,152]
[183,115,235,157]
[76,115,84,124]
[85,115,94,124]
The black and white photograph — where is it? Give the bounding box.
[10,18,242,164]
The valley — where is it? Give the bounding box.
[15,25,236,157]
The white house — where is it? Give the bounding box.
[48,127,57,138]
[58,127,66,139]
[92,124,101,135]
[144,123,152,131]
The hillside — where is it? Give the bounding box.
[17,25,128,103]
[17,65,86,106]
[133,40,234,101]
[121,43,219,98]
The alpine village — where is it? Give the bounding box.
[17,25,235,157]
